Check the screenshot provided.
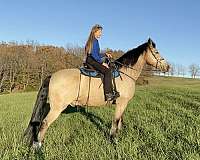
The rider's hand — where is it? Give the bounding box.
[105,52,112,58]
[102,62,109,68]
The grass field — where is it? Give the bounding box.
[0,76,200,160]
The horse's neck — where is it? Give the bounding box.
[120,53,146,81]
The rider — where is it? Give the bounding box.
[84,24,118,101]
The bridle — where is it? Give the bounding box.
[148,47,165,69]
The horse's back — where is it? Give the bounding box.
[49,68,81,104]
[50,68,81,91]
[52,68,80,80]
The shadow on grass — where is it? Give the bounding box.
[20,145,45,160]
[34,148,45,160]
[62,105,111,139]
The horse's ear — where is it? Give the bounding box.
[148,38,153,45]
[148,38,156,48]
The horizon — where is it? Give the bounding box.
[0,39,198,78]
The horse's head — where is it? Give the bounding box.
[145,38,170,72]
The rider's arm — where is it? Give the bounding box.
[91,39,102,63]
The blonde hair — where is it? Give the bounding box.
[85,24,103,55]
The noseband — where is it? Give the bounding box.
[148,47,165,69]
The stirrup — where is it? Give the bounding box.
[113,91,120,98]
[105,93,115,101]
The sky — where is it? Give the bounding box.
[0,0,199,67]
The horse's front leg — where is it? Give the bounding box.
[117,116,123,131]
[110,99,128,138]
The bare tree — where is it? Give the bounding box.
[189,64,200,78]
[176,64,182,77]
[181,65,186,77]
[168,63,175,76]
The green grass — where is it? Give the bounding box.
[0,76,200,159]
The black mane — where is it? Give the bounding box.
[115,42,149,68]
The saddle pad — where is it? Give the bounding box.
[79,66,120,78]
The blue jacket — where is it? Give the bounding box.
[91,38,104,63]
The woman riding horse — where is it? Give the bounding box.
[84,24,119,101]
[24,37,170,149]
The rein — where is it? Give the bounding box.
[148,47,165,69]
[114,59,138,71]
[111,47,163,81]
[118,71,136,81]
[108,58,137,81]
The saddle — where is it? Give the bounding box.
[79,63,120,78]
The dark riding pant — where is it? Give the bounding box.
[86,55,112,94]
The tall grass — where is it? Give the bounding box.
[0,77,200,159]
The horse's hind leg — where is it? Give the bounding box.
[110,99,128,138]
[38,107,64,143]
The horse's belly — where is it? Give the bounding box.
[77,96,107,107]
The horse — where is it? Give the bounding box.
[24,38,170,148]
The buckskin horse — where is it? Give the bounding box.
[24,38,170,148]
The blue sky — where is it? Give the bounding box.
[0,0,199,67]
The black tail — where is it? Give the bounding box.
[24,75,51,146]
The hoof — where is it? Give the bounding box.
[32,141,42,150]
[110,128,117,138]
[109,134,118,144]
[109,130,116,140]
[109,134,115,141]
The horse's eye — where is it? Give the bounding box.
[155,51,159,54]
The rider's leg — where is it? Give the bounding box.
[86,56,113,96]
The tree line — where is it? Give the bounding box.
[0,41,85,93]
[159,63,200,78]
[0,41,198,94]
[0,41,131,93]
